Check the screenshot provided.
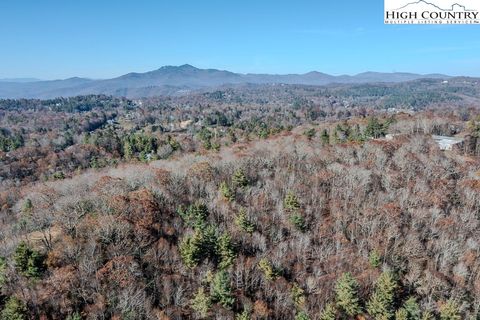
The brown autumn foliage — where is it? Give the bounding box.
[1,82,480,318]
[0,129,479,318]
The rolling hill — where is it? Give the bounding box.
[0,64,450,99]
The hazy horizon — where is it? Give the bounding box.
[0,64,464,82]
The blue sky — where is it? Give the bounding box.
[0,0,479,79]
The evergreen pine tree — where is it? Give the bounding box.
[320,129,330,145]
[210,270,235,309]
[284,192,301,211]
[179,231,203,268]
[219,181,234,201]
[421,311,435,320]
[258,258,277,280]
[0,297,27,320]
[217,233,236,269]
[303,128,316,140]
[439,300,461,320]
[319,303,337,320]
[291,283,306,309]
[178,202,209,230]
[13,242,44,278]
[369,250,381,268]
[234,208,255,234]
[289,213,307,232]
[395,308,408,320]
[335,272,362,317]
[66,312,82,320]
[191,287,211,318]
[202,225,219,258]
[295,310,310,320]
[364,117,387,139]
[235,308,251,320]
[123,141,134,160]
[232,169,248,188]
[403,297,421,320]
[0,257,6,287]
[366,271,398,320]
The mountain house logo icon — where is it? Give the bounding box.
[385,0,480,24]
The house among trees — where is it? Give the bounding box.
[385,134,465,152]
[432,135,464,151]
[168,119,194,132]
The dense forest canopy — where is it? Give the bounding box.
[1,80,480,319]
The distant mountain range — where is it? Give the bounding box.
[0,64,451,99]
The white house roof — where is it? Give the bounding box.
[432,135,464,150]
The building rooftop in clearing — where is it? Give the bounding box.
[432,135,464,150]
[383,134,464,151]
